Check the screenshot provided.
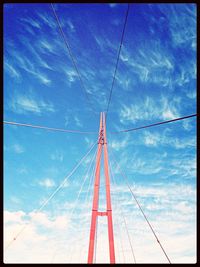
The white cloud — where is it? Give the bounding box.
[4,181,196,263]
[13,144,25,154]
[171,158,196,179]
[142,129,196,150]
[39,178,56,188]
[74,116,83,127]
[28,211,69,230]
[67,19,75,32]
[120,43,174,86]
[119,95,181,125]
[110,135,129,151]
[21,17,41,29]
[186,90,196,99]
[17,167,28,174]
[4,210,26,224]
[4,62,20,79]
[38,39,55,54]
[51,151,64,162]
[11,50,51,85]
[161,96,180,120]
[37,12,56,29]
[65,69,78,83]
[144,131,160,146]
[10,196,22,205]
[11,93,55,115]
[182,119,193,131]
[159,5,196,48]
[64,114,69,127]
[36,73,51,85]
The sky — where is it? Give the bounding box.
[3,3,196,263]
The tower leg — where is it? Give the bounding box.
[88,113,103,263]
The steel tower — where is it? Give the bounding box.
[87,112,115,263]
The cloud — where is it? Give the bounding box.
[4,210,26,224]
[110,135,129,151]
[3,3,196,264]
[4,180,196,263]
[37,12,56,29]
[64,69,78,83]
[51,151,64,162]
[119,95,181,125]
[182,119,193,131]
[36,73,51,85]
[74,116,83,127]
[119,43,174,86]
[67,19,75,32]
[93,33,118,56]
[39,178,56,188]
[186,90,196,99]
[144,131,160,147]
[109,4,117,8]
[170,157,196,179]
[10,196,22,205]
[158,5,196,48]
[17,167,28,174]
[64,114,69,127]
[13,144,25,154]
[4,61,20,79]
[20,17,41,29]
[11,92,55,115]
[161,96,180,120]
[142,130,196,150]
[10,48,52,85]
[111,18,121,26]
[110,149,163,176]
[28,211,69,230]
[38,39,56,54]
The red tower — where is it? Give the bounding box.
[87,112,115,264]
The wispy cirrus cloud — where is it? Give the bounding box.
[143,130,196,149]
[51,151,64,162]
[37,12,56,29]
[66,19,75,32]
[11,50,52,85]
[186,89,196,99]
[63,68,78,83]
[74,116,83,127]
[10,196,22,205]
[20,17,41,29]
[119,42,174,86]
[158,4,196,48]
[38,39,55,54]
[110,134,129,151]
[10,92,55,115]
[144,131,160,146]
[39,178,56,188]
[110,149,164,175]
[4,61,20,79]
[182,119,194,131]
[169,157,196,179]
[13,144,25,154]
[119,95,180,125]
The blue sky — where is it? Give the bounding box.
[4,3,196,263]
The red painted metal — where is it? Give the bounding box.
[103,112,115,263]
[97,211,108,216]
[87,112,115,264]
